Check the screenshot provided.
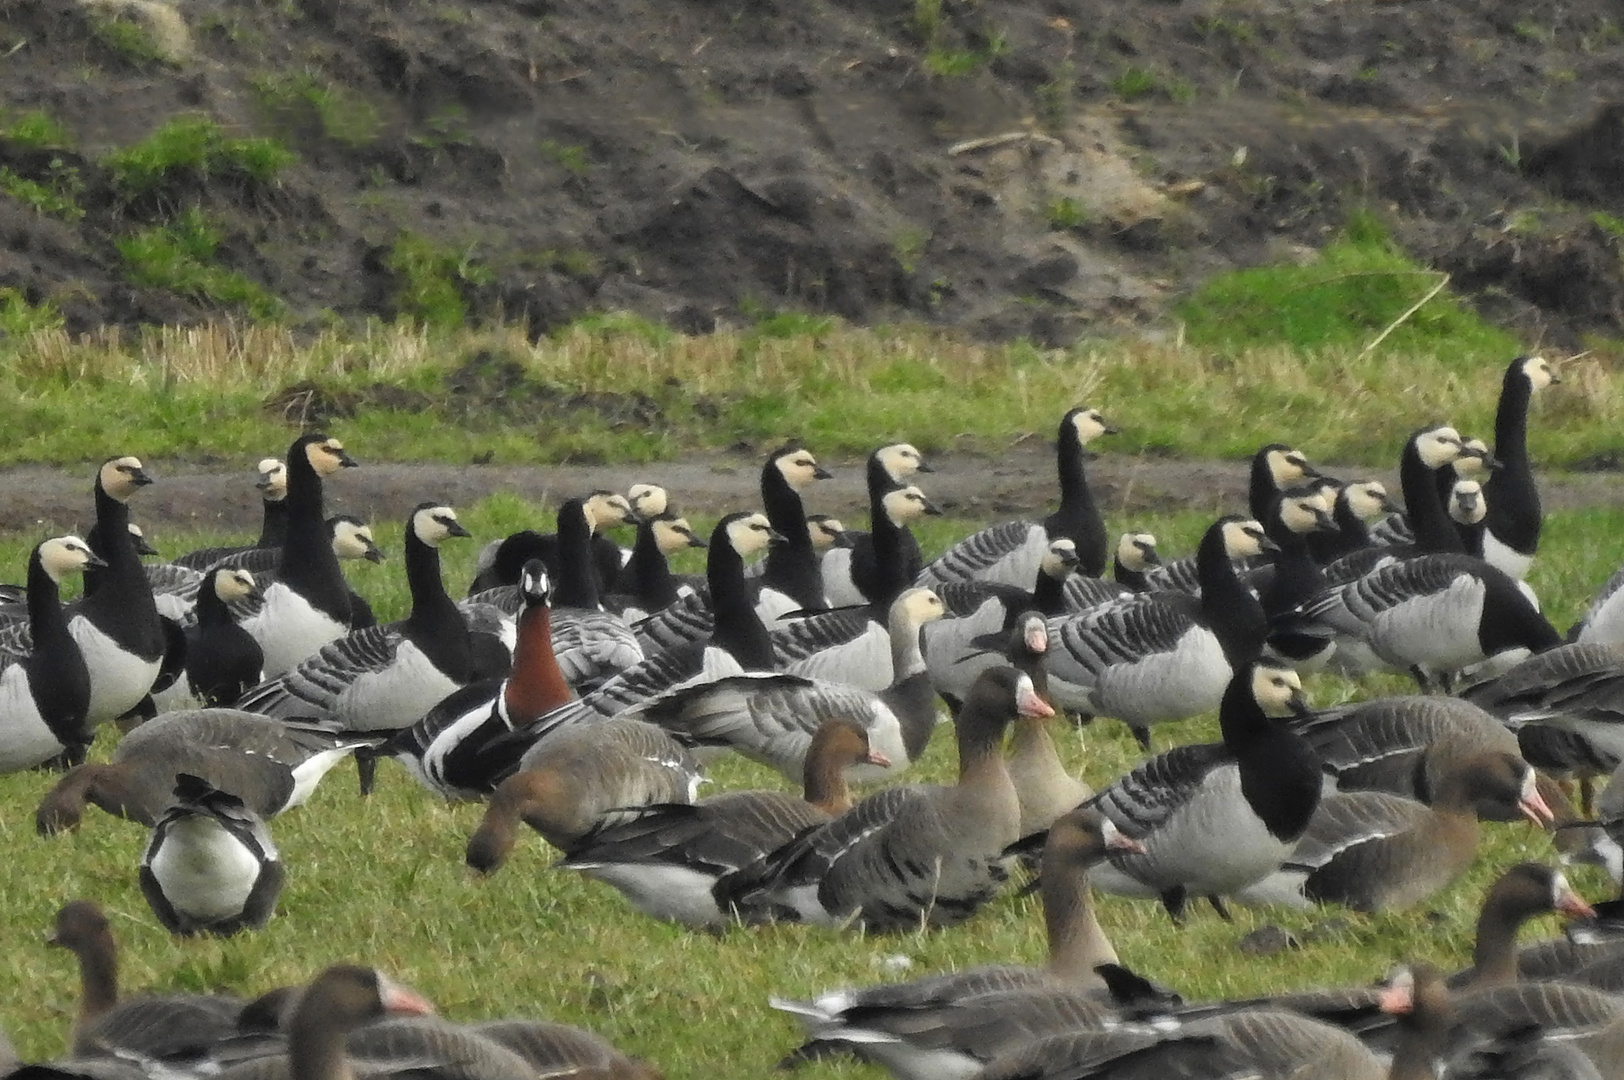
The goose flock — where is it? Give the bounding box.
[3,353,1624,1077]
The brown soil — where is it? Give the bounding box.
[1,0,1622,344]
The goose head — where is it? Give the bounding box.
[721,512,782,558]
[1413,425,1467,470]
[47,899,114,956]
[288,965,434,1049]
[1219,517,1277,559]
[889,587,946,632]
[1520,354,1559,391]
[410,504,471,548]
[1046,807,1146,867]
[1277,487,1338,536]
[652,514,706,555]
[1485,863,1596,931]
[1065,407,1117,446]
[1042,538,1082,579]
[1341,480,1397,521]
[1114,532,1160,572]
[874,443,931,482]
[809,718,892,774]
[38,537,105,583]
[584,490,636,532]
[303,436,356,477]
[1250,660,1310,718]
[806,515,854,551]
[1258,444,1319,487]
[1460,753,1553,825]
[1376,963,1453,1032]
[125,523,158,558]
[517,559,552,607]
[626,483,668,520]
[98,457,152,502]
[881,485,942,526]
[211,567,261,604]
[1449,480,1486,526]
[1453,436,1503,477]
[329,516,384,563]
[770,443,831,490]
[256,458,288,501]
[1013,610,1048,660]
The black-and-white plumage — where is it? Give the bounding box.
[0,537,102,772]
[152,567,264,712]
[1086,659,1322,921]
[1304,480,1397,565]
[607,511,706,622]
[916,408,1114,588]
[1482,354,1558,580]
[822,443,932,608]
[236,504,482,732]
[755,441,833,620]
[1104,531,1162,596]
[1247,443,1321,523]
[171,458,288,570]
[466,490,635,597]
[139,774,284,936]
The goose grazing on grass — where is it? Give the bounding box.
[0,537,101,772]
[151,567,264,712]
[628,588,947,780]
[771,807,1158,1080]
[821,442,932,608]
[236,504,486,733]
[172,458,289,570]
[755,441,834,619]
[1482,354,1558,580]
[1044,515,1274,749]
[1086,659,1321,922]
[557,719,888,926]
[712,666,1038,932]
[917,408,1114,588]
[35,709,363,832]
[239,434,357,676]
[607,511,707,621]
[139,773,284,937]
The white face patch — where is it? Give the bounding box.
[586,493,634,529]
[627,484,668,518]
[39,537,94,582]
[1416,427,1464,470]
[1347,482,1388,520]
[882,486,934,525]
[1072,409,1111,444]
[1523,356,1554,391]
[412,507,463,547]
[775,453,823,490]
[1266,448,1309,485]
[876,444,924,480]
[727,513,776,557]
[1221,520,1267,559]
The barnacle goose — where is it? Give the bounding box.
[0,537,102,772]
[235,503,482,732]
[171,458,288,570]
[1482,355,1558,580]
[1305,480,1397,564]
[238,434,357,676]
[1250,487,1339,667]
[151,567,264,712]
[1369,435,1494,548]
[1246,443,1322,522]
[756,441,834,620]
[139,774,283,937]
[1086,659,1321,922]
[465,490,635,596]
[821,442,932,607]
[917,408,1114,588]
[1106,531,1161,593]
[606,511,707,622]
[1044,515,1274,748]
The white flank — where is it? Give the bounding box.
[69,617,162,726]
[336,641,459,732]
[148,817,263,921]
[0,666,69,772]
[1482,531,1535,581]
[243,584,349,677]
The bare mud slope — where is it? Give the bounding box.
[1,0,1621,343]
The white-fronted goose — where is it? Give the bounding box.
[556,719,887,926]
[754,441,833,619]
[821,442,932,608]
[172,458,289,570]
[1463,643,1624,778]
[139,773,284,936]
[1087,659,1321,922]
[465,718,702,871]
[0,537,101,771]
[151,567,264,712]
[1003,615,1094,838]
[1482,354,1558,580]
[237,504,481,732]
[712,666,1040,932]
[1456,863,1598,990]
[917,408,1114,587]
[469,1018,663,1080]
[239,435,358,676]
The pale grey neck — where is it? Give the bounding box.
[888,611,926,682]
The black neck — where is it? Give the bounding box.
[279,452,350,615]
[1032,568,1068,615]
[1400,439,1464,555]
[761,463,822,608]
[551,502,601,609]
[1042,424,1105,575]
[1196,526,1265,667]
[256,500,289,549]
[1495,364,1532,471]
[708,537,773,669]
[1223,674,1322,841]
[27,551,72,651]
[402,526,472,680]
[194,579,234,627]
[27,547,91,746]
[622,521,677,608]
[1318,497,1371,560]
[866,482,911,608]
[1247,455,1276,523]
[1113,555,1147,592]
[761,462,813,553]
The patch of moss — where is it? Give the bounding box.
[116,208,283,318]
[103,116,296,198]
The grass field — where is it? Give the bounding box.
[0,498,1620,1076]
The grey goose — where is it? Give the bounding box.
[1482,354,1559,580]
[171,457,289,570]
[556,718,888,926]
[238,434,358,676]
[466,1018,662,1080]
[916,407,1114,588]
[139,773,284,936]
[1086,659,1321,922]
[711,665,1040,932]
[150,566,264,712]
[755,440,834,620]
[236,504,483,733]
[0,537,101,772]
[820,442,933,608]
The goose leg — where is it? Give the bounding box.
[356,751,378,796]
[1207,895,1233,921]
[1129,725,1152,752]
[1409,666,1435,694]
[1160,887,1189,925]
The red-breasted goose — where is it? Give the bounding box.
[1044,516,1274,749]
[139,773,284,936]
[917,408,1114,588]
[172,458,289,570]
[0,537,102,772]
[821,443,932,608]
[712,666,1040,932]
[236,504,484,733]
[556,719,887,926]
[151,567,264,712]
[465,718,702,871]
[1086,659,1321,922]
[1482,355,1558,581]
[626,588,946,780]
[756,441,834,619]
[239,435,357,676]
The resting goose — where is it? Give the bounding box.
[917,407,1114,588]
[607,511,706,621]
[821,442,932,608]
[1044,515,1274,748]
[468,1019,661,1080]
[236,504,485,733]
[465,718,702,870]
[627,588,947,780]
[1086,659,1321,922]
[151,567,264,712]
[1482,354,1558,580]
[139,773,284,936]
[556,719,888,926]
[755,441,834,619]
[239,434,358,676]
[712,665,1039,932]
[0,537,101,772]
[172,458,289,570]
[36,709,361,832]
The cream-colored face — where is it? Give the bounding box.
[652,516,704,555]
[1344,481,1391,521]
[1523,355,1556,391]
[307,438,353,477]
[100,456,149,501]
[1221,519,1270,559]
[892,587,946,628]
[1265,448,1314,486]
[1280,492,1332,535]
[774,450,824,491]
[881,485,937,525]
[1453,438,1490,479]
[809,518,846,551]
[213,568,258,602]
[412,506,466,547]
[875,443,926,480]
[1115,532,1159,571]
[331,520,381,562]
[727,512,778,557]
[257,459,288,501]
[1449,480,1485,525]
[1041,538,1080,578]
[1071,409,1113,445]
[1416,426,1465,470]
[1251,663,1306,717]
[627,483,668,519]
[38,536,97,582]
[585,492,635,531]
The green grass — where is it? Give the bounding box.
[103,116,296,199]
[0,500,1617,1077]
[0,109,73,149]
[87,13,171,66]
[250,71,383,148]
[116,208,283,319]
[0,162,87,222]
[0,290,65,337]
[386,233,494,329]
